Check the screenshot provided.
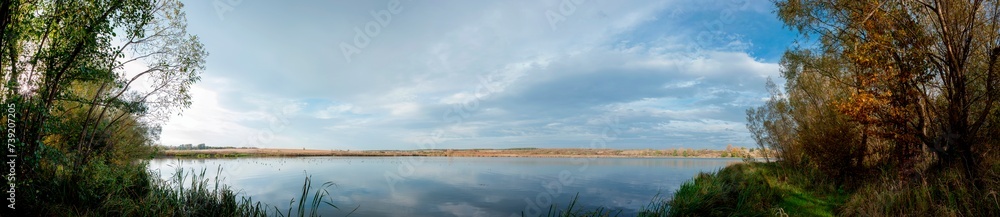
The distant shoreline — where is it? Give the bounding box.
[157,148,770,159]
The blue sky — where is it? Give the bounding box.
[158,0,798,150]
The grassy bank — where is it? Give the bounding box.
[664,161,1000,217]
[534,160,998,217]
[666,162,847,217]
[532,161,843,217]
[520,161,840,217]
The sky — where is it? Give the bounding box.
[157,0,798,150]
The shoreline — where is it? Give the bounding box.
[157,148,770,159]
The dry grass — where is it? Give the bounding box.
[160,148,772,158]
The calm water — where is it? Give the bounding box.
[147,157,740,217]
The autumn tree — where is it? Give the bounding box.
[749,61,871,184]
[747,78,801,165]
[773,0,1000,187]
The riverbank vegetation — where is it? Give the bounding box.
[5,0,1000,216]
[0,0,344,215]
[666,0,1000,216]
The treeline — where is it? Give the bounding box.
[745,0,999,215]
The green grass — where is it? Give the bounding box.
[662,160,999,217]
[665,162,846,217]
[26,161,349,217]
[680,162,847,216]
[525,161,847,217]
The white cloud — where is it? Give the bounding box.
[315,104,354,119]
[159,84,257,146]
[160,0,788,149]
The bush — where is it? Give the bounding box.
[797,109,869,186]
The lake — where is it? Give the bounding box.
[147,157,741,217]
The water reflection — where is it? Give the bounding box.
[147,157,739,217]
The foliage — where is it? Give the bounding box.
[746,78,802,166]
[733,0,1000,216]
[0,1,354,215]
[768,0,1000,186]
[0,0,220,215]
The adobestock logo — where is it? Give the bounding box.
[546,0,587,30]
[213,0,248,21]
[340,0,406,63]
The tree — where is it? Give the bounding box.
[0,0,205,211]
[747,78,800,165]
[775,0,1000,187]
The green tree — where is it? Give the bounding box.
[1,0,205,212]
